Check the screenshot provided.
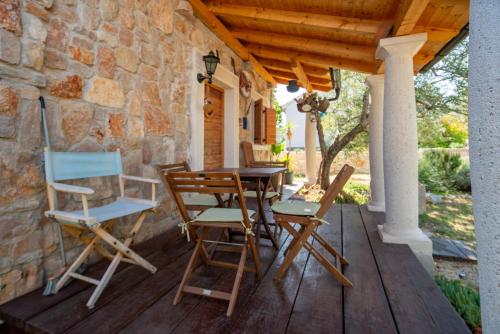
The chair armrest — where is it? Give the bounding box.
[121,174,161,184]
[50,182,94,195]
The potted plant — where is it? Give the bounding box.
[283,122,295,185]
[283,153,294,185]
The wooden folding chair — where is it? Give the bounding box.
[165,171,260,317]
[43,148,159,308]
[271,164,355,286]
[156,162,229,210]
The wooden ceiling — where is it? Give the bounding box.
[189,0,470,92]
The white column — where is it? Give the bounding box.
[366,75,385,212]
[376,33,433,273]
[305,114,317,184]
[469,2,500,332]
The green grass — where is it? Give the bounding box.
[435,276,481,330]
[419,194,476,249]
[298,180,370,205]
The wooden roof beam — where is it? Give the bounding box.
[232,29,375,62]
[291,58,313,93]
[258,58,330,78]
[274,77,331,92]
[392,0,431,36]
[246,44,375,74]
[187,0,276,85]
[266,68,331,86]
[207,3,381,34]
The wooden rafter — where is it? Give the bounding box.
[245,44,375,74]
[392,0,431,36]
[187,0,276,85]
[207,3,381,34]
[258,58,330,78]
[265,69,330,86]
[291,58,313,93]
[274,77,331,92]
[232,29,375,62]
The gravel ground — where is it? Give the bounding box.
[434,258,479,289]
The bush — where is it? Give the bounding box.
[418,150,470,194]
[435,276,481,330]
[336,181,370,204]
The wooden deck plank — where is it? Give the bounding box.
[285,204,343,334]
[0,229,176,331]
[26,235,191,334]
[223,233,311,333]
[359,205,470,334]
[341,204,398,334]
[60,247,193,334]
[168,234,290,334]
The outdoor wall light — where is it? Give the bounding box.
[286,80,299,93]
[197,50,220,84]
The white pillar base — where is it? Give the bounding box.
[367,202,385,212]
[378,225,434,274]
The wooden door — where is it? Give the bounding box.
[265,107,277,144]
[204,83,224,169]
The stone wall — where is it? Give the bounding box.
[0,0,271,303]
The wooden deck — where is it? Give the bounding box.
[0,204,469,334]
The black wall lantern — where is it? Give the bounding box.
[286,79,299,93]
[197,50,220,84]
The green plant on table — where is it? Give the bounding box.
[434,276,481,331]
[270,142,285,161]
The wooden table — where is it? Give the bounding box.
[203,167,287,249]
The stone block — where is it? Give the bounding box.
[140,43,160,67]
[22,40,44,70]
[60,100,93,145]
[81,4,99,31]
[22,13,47,42]
[96,47,115,78]
[34,0,53,8]
[126,90,141,116]
[68,46,94,65]
[0,0,22,35]
[0,29,21,64]
[100,0,118,21]
[0,85,19,116]
[0,115,17,139]
[84,76,124,108]
[115,47,139,73]
[119,0,135,29]
[119,28,133,47]
[98,22,119,47]
[46,18,68,51]
[44,48,67,69]
[139,64,157,81]
[148,0,173,35]
[25,2,49,21]
[108,112,125,138]
[48,75,83,98]
[144,104,173,136]
[0,63,46,86]
[128,116,143,138]
[141,81,161,106]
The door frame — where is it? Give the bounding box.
[190,49,239,170]
[203,82,225,169]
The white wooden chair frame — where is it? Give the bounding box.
[44,148,159,309]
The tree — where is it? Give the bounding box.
[415,37,469,148]
[296,71,369,189]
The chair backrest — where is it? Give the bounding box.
[316,164,355,218]
[241,141,255,167]
[165,171,252,228]
[44,148,122,182]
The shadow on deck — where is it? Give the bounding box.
[0,204,469,334]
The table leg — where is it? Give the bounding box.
[255,177,279,249]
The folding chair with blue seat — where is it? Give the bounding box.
[165,171,260,317]
[43,148,159,308]
[272,164,355,286]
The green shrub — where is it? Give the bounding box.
[434,276,481,330]
[336,181,370,204]
[418,150,470,194]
